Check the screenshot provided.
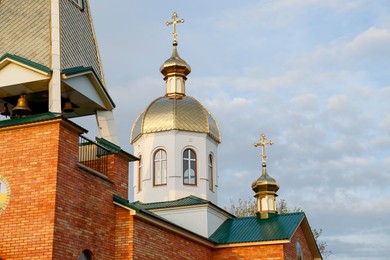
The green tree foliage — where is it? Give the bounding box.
[226,198,332,259]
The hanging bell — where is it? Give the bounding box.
[1,103,11,117]
[63,99,75,113]
[12,94,32,117]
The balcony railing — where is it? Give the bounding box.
[78,135,113,177]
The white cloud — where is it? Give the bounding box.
[343,27,390,61]
[290,93,319,111]
[84,2,390,259]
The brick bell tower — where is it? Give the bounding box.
[0,1,137,259]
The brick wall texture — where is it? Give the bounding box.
[0,119,129,259]
[132,217,213,259]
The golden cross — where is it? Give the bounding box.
[254,134,273,164]
[166,12,184,44]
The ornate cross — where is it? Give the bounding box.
[166,12,184,44]
[254,134,273,164]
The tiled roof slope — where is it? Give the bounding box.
[0,0,51,67]
[0,1,104,85]
[209,212,305,244]
[60,0,104,84]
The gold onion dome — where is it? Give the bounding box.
[131,12,219,144]
[251,163,279,193]
[160,43,191,78]
[130,96,221,144]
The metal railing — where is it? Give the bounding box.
[78,135,112,176]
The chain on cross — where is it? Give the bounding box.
[254,133,273,164]
[166,12,184,45]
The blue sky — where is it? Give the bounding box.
[77,1,390,259]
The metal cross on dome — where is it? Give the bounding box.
[166,12,184,44]
[254,134,273,164]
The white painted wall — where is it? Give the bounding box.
[151,204,230,237]
[133,130,219,205]
[0,63,49,87]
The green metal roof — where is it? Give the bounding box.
[0,53,51,74]
[96,137,139,162]
[209,212,305,244]
[0,112,61,128]
[132,195,213,210]
[115,196,308,247]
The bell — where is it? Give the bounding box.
[12,94,32,117]
[1,103,11,117]
[63,99,75,113]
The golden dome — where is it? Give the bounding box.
[160,44,191,78]
[251,163,279,193]
[131,96,221,144]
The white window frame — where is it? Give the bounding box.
[183,148,197,185]
[153,149,167,186]
[137,155,142,192]
[208,154,214,191]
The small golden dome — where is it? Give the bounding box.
[160,44,191,78]
[251,163,279,193]
[131,96,221,144]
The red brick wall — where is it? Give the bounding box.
[108,154,130,199]
[115,208,134,259]
[0,119,130,260]
[213,244,285,259]
[0,122,60,259]
[284,225,314,259]
[132,216,213,259]
[52,123,117,259]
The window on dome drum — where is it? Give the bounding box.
[183,149,197,185]
[154,149,167,186]
[79,250,93,260]
[138,155,142,192]
[208,154,214,191]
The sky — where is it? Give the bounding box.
[75,1,390,259]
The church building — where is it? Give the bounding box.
[0,1,321,259]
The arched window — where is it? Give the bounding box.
[183,148,197,185]
[208,154,214,191]
[79,250,93,260]
[153,149,167,186]
[137,155,142,192]
[296,241,304,260]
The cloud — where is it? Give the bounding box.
[212,0,362,32]
[343,27,390,62]
[290,93,319,111]
[85,2,390,258]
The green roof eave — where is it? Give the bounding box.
[113,195,141,212]
[0,53,51,74]
[131,195,234,217]
[62,66,116,108]
[96,137,139,162]
[114,195,193,225]
[0,112,61,128]
[209,212,305,244]
[0,112,88,134]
